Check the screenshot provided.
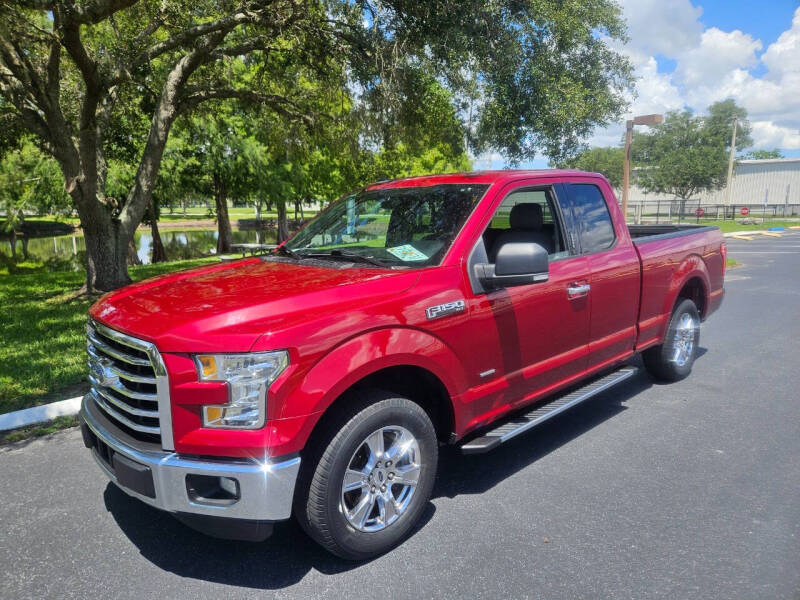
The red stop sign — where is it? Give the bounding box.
[740,207,750,216]
[694,208,705,217]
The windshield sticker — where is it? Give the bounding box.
[386,244,428,262]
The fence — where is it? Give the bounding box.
[625,199,800,224]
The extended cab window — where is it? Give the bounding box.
[284,184,488,267]
[483,188,569,261]
[568,184,616,253]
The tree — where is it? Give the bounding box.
[704,99,752,151]
[0,0,632,291]
[632,101,751,210]
[557,146,624,188]
[0,138,69,256]
[746,149,784,160]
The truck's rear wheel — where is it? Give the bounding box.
[295,392,437,560]
[642,298,700,382]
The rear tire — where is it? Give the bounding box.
[294,391,438,560]
[642,298,700,382]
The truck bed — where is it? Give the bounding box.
[628,224,719,243]
[630,224,725,351]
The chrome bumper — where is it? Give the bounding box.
[80,395,300,522]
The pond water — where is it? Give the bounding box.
[1,228,277,265]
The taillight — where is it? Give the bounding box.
[721,242,727,276]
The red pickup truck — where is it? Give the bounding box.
[80,170,725,559]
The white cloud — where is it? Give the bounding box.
[617,0,703,56]
[587,53,683,149]
[676,28,762,89]
[761,8,800,78]
[629,56,685,116]
[588,3,800,151]
[749,121,800,149]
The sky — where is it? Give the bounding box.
[483,0,800,169]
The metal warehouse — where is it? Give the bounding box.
[630,157,800,206]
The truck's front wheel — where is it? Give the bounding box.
[295,392,438,560]
[642,298,701,381]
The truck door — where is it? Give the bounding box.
[466,181,591,413]
[562,181,640,370]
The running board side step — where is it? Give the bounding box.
[460,366,638,454]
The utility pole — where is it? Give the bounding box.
[622,113,663,221]
[724,116,738,207]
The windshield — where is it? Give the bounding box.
[284,184,489,267]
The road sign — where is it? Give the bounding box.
[695,208,705,217]
[741,207,750,216]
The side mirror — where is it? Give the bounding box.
[475,242,549,290]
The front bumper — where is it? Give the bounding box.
[79,395,301,523]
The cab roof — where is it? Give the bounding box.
[365,169,605,190]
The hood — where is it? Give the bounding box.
[89,257,420,352]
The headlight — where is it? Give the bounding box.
[194,351,289,429]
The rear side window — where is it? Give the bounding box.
[568,184,615,253]
[489,190,554,229]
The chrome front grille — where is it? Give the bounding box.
[87,319,173,449]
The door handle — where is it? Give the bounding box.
[567,283,590,298]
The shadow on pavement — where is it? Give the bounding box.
[434,368,654,499]
[104,483,437,588]
[104,368,655,588]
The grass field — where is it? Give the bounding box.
[28,206,320,226]
[0,257,219,416]
[160,206,320,219]
[680,219,799,233]
[726,257,740,269]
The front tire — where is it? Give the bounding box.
[642,298,700,382]
[295,391,438,560]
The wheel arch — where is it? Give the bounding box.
[665,253,712,321]
[282,327,464,455]
[675,275,708,318]
[303,364,456,449]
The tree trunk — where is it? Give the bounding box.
[81,211,132,292]
[21,236,29,260]
[9,230,17,259]
[150,219,167,263]
[214,172,233,254]
[276,200,289,243]
[149,198,168,263]
[127,239,142,266]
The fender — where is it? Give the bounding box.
[655,253,711,341]
[278,326,466,423]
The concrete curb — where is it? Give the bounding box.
[723,230,769,237]
[0,396,82,432]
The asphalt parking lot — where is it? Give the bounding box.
[1,231,799,600]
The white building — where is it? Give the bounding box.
[629,157,800,206]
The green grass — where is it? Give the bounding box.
[695,219,799,233]
[158,207,319,222]
[726,257,740,269]
[13,207,320,226]
[0,257,219,415]
[0,415,79,445]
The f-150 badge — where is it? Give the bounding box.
[426,299,466,321]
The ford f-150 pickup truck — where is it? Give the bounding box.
[80,170,725,559]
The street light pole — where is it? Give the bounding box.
[622,120,633,221]
[621,113,663,222]
[724,116,738,207]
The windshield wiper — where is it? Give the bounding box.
[273,244,300,260]
[305,250,389,268]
